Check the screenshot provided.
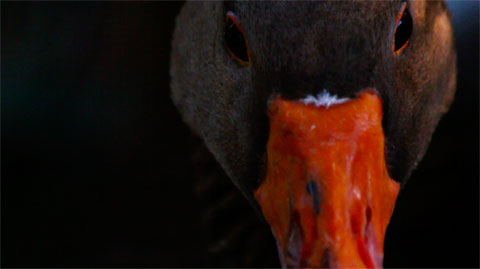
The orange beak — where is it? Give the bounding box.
[255,91,400,268]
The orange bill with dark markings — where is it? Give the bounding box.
[255,91,400,268]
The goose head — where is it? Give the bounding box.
[170,1,456,267]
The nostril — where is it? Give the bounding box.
[365,206,372,225]
[306,180,321,215]
[360,206,379,267]
[319,247,332,268]
[285,211,304,267]
[351,206,373,237]
[364,206,372,239]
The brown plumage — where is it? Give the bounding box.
[170,1,456,267]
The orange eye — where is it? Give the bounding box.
[225,12,251,66]
[393,3,413,55]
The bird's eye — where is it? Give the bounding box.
[393,3,413,55]
[225,12,251,66]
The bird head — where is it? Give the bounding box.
[170,1,456,267]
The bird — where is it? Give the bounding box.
[170,1,456,268]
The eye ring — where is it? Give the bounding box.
[225,11,251,66]
[393,2,413,55]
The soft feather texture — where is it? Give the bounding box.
[170,1,456,266]
[171,0,455,193]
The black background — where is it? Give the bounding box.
[2,1,478,268]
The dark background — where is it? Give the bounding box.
[2,1,478,268]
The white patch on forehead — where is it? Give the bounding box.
[300,89,350,108]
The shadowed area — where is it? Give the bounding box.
[2,1,478,267]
